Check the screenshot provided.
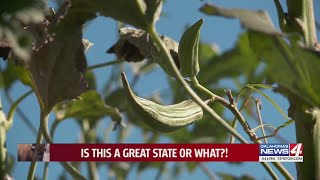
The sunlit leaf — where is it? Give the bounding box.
[144,0,163,25]
[121,72,203,132]
[54,90,121,124]
[248,32,320,106]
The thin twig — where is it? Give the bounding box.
[199,163,216,180]
[253,97,267,143]
[225,89,234,105]
[190,76,259,143]
[87,60,122,70]
[230,96,251,143]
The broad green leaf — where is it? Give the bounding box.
[105,88,127,112]
[121,73,203,132]
[144,0,163,25]
[198,42,219,64]
[198,33,259,85]
[248,32,320,106]
[97,0,147,29]
[54,90,121,124]
[179,19,203,77]
[85,71,97,90]
[200,3,282,35]
[97,0,163,29]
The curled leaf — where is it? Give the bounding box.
[121,72,203,132]
[107,27,180,76]
[107,28,153,62]
[178,19,203,77]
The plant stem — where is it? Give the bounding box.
[50,120,60,138]
[286,0,319,179]
[4,90,37,136]
[191,76,259,143]
[43,162,49,180]
[87,60,122,70]
[40,111,86,180]
[80,120,98,180]
[147,25,288,179]
[230,97,251,143]
[148,27,247,143]
[27,126,43,180]
[199,163,216,180]
[6,90,33,130]
[261,162,279,180]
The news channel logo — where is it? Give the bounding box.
[259,143,303,162]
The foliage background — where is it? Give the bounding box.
[1,0,319,179]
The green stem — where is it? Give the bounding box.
[50,119,61,139]
[4,90,37,136]
[148,27,247,143]
[191,76,259,143]
[272,162,294,180]
[261,162,279,180]
[230,97,251,143]
[40,112,86,180]
[87,60,122,70]
[6,90,33,130]
[43,162,49,180]
[286,0,317,48]
[80,120,98,180]
[27,126,43,180]
[147,25,287,179]
[286,0,319,179]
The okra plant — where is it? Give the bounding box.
[0,0,319,179]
